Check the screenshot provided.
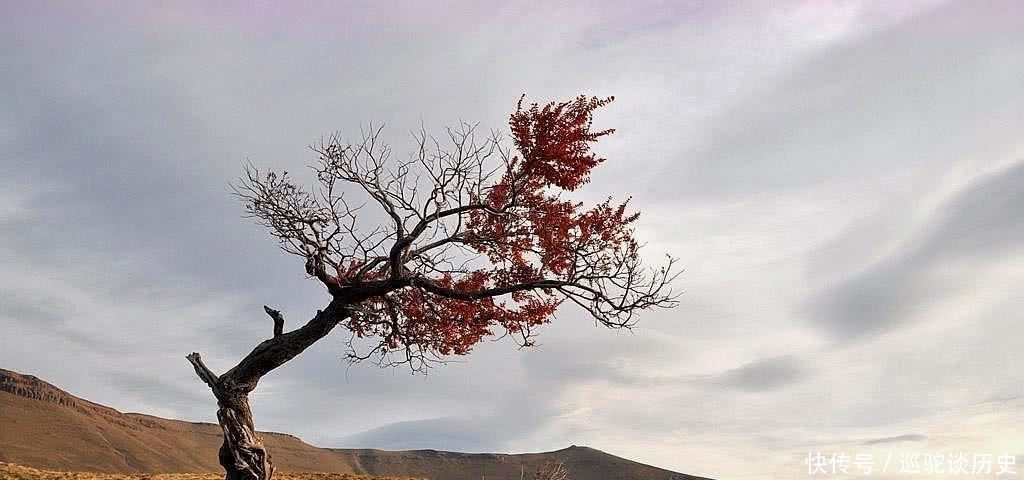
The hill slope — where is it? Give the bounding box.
[0,368,710,480]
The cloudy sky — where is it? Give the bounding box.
[2,1,1023,478]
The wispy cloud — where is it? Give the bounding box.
[807,160,1024,341]
[862,433,927,445]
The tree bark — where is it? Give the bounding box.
[188,353,275,480]
[216,393,273,480]
[187,300,355,480]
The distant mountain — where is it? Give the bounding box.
[0,368,711,479]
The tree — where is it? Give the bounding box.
[186,95,680,480]
[531,461,570,480]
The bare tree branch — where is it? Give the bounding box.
[186,352,220,392]
[264,306,285,337]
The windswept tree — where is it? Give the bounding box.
[186,95,680,480]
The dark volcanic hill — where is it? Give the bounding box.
[0,368,711,479]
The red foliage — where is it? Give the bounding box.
[466,95,638,283]
[351,272,561,356]
[508,94,616,191]
[342,95,646,359]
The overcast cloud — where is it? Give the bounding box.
[2,1,1022,479]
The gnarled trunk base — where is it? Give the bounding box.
[187,304,349,480]
[189,352,275,480]
[216,395,274,480]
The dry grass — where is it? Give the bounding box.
[0,463,421,480]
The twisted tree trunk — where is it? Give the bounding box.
[187,300,352,480]
[188,353,273,480]
[216,393,273,480]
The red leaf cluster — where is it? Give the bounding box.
[347,272,560,356]
[465,95,638,280]
[508,94,616,191]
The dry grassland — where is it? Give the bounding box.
[0,463,421,480]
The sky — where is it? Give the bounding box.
[1,1,1023,479]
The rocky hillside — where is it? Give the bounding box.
[0,368,711,480]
